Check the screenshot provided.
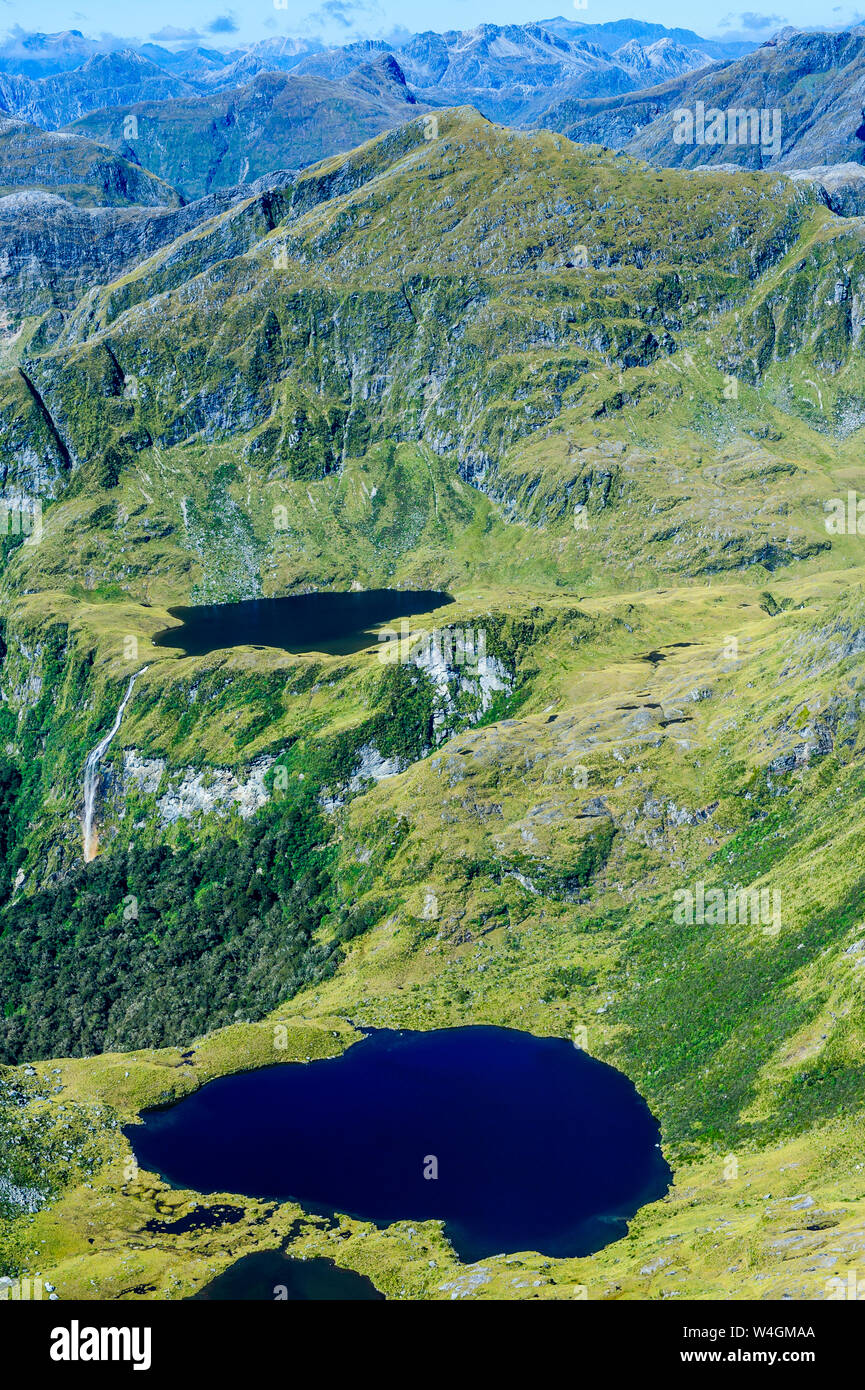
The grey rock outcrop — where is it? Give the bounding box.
[122,750,275,825]
[788,163,865,216]
[0,169,294,324]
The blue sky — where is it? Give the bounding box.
[3,0,864,49]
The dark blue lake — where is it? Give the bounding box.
[127,1026,670,1264]
[191,1252,384,1301]
[152,589,454,657]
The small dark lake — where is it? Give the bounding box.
[191,1253,384,1301]
[152,589,454,657]
[127,1027,670,1264]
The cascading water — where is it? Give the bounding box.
[82,667,148,862]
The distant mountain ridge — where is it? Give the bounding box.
[0,28,120,77]
[0,20,744,130]
[543,26,865,171]
[0,19,750,79]
[195,21,727,124]
[0,51,197,128]
[536,16,752,58]
[68,58,430,202]
[628,26,865,169]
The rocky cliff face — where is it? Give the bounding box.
[789,163,865,215]
[0,171,294,325]
[120,750,275,824]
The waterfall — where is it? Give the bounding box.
[82,667,148,862]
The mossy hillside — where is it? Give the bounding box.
[1,112,860,620]
[280,572,865,1293]
[0,1064,112,1278]
[0,1018,361,1290]
[716,216,865,412]
[0,571,553,881]
[0,587,577,1061]
[479,372,839,586]
[4,111,844,587]
[3,350,857,613]
[259,117,815,288]
[67,110,817,327]
[311,576,865,1160]
[0,120,181,211]
[1,439,513,608]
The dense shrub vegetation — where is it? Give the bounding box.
[0,650,454,1063]
[0,786,339,1062]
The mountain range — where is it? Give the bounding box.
[7,20,865,191]
[6,20,865,397]
[0,20,733,131]
[0,50,198,128]
[7,17,865,1314]
[4,100,865,1305]
[0,18,738,213]
[545,26,865,170]
[194,22,727,125]
[69,57,427,202]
